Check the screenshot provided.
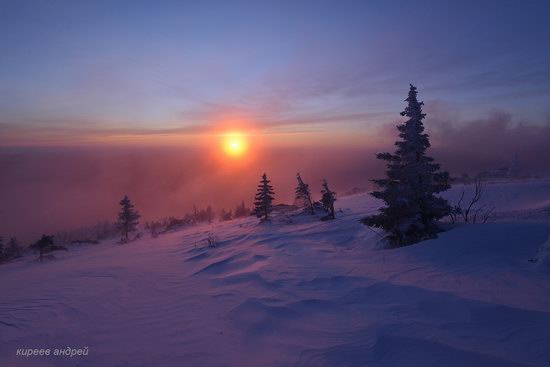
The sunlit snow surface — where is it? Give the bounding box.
[1,179,550,367]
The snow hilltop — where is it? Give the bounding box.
[1,179,550,367]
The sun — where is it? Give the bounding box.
[222,132,248,157]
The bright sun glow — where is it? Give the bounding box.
[222,132,248,157]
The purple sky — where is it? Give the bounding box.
[1,0,550,241]
[1,0,549,146]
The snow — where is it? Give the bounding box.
[534,234,550,274]
[445,179,550,217]
[1,180,550,367]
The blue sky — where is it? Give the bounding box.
[1,0,549,145]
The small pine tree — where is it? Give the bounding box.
[320,179,336,220]
[254,173,275,221]
[295,173,314,214]
[361,84,451,246]
[0,237,23,263]
[31,234,54,262]
[6,237,23,260]
[117,195,141,242]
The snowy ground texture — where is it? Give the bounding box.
[1,179,550,367]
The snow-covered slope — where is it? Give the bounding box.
[443,179,550,219]
[1,180,550,367]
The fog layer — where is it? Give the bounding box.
[1,114,549,243]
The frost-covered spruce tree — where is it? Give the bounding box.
[117,195,141,242]
[320,179,336,220]
[254,173,275,222]
[362,84,450,246]
[295,173,314,214]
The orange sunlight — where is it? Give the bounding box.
[222,132,248,158]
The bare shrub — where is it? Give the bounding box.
[450,177,495,224]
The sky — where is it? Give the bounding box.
[1,0,550,146]
[1,0,550,242]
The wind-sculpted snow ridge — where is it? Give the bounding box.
[1,179,550,367]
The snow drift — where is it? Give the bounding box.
[1,179,550,367]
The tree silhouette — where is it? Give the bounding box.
[31,235,54,262]
[362,84,450,246]
[295,173,314,214]
[254,173,275,221]
[320,179,336,220]
[117,195,141,242]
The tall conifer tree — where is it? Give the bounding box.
[362,84,450,246]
